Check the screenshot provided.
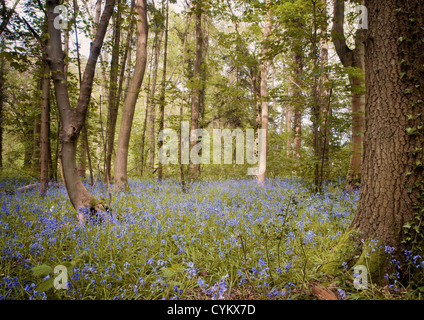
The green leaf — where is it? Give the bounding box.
[31,264,53,277]
[406,127,417,135]
[161,267,174,278]
[36,278,54,292]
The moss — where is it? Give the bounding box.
[89,197,98,209]
[319,228,362,276]
[354,239,387,284]
[320,230,388,285]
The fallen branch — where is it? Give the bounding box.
[0,181,63,197]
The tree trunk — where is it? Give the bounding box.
[332,0,365,191]
[148,29,164,171]
[77,137,87,178]
[46,0,115,216]
[105,0,122,181]
[82,124,93,185]
[352,0,424,263]
[40,62,51,195]
[31,113,41,173]
[292,52,303,160]
[178,9,190,192]
[321,0,424,282]
[319,36,331,187]
[157,0,169,182]
[114,0,148,191]
[286,73,293,157]
[189,0,203,179]
[140,92,149,176]
[311,0,321,191]
[256,5,271,185]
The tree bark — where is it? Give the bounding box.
[189,0,203,179]
[292,52,303,160]
[105,0,122,181]
[40,62,51,195]
[286,73,293,157]
[114,0,148,191]
[257,5,271,185]
[319,36,331,187]
[350,0,424,277]
[178,9,190,192]
[157,0,169,182]
[46,0,115,215]
[148,29,164,171]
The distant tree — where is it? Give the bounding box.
[157,0,169,182]
[332,0,365,191]
[189,0,204,179]
[257,3,272,185]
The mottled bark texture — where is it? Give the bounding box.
[352,0,424,249]
[321,0,424,282]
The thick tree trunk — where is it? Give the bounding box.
[46,0,115,215]
[114,0,148,191]
[189,0,203,179]
[82,124,93,185]
[352,0,424,254]
[40,62,51,195]
[77,136,87,178]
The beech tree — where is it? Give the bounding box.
[114,0,148,191]
[45,0,115,216]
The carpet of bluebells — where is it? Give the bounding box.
[1,177,363,300]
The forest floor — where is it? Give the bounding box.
[0,177,421,300]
